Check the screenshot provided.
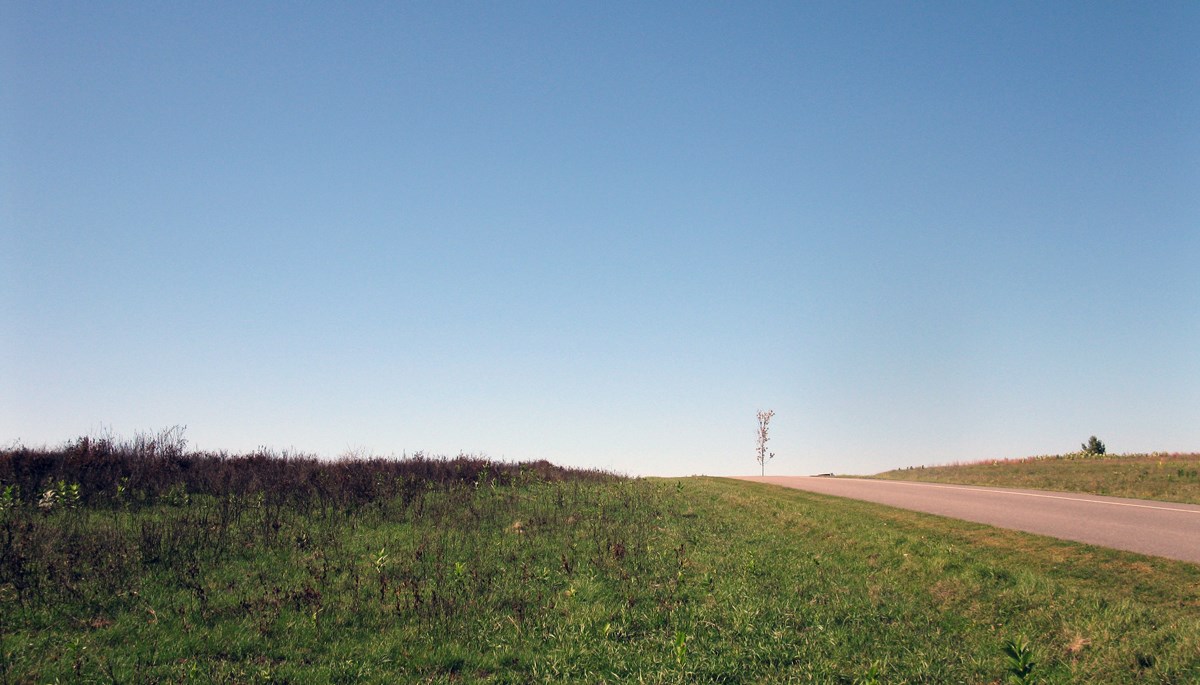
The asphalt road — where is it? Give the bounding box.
[735,476,1200,564]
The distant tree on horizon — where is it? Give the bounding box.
[756,410,775,476]
[1082,435,1106,456]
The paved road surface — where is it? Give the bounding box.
[735,476,1200,564]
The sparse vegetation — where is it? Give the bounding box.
[2,435,1199,682]
[755,409,775,477]
[876,452,1200,505]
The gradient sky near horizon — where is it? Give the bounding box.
[3,2,1197,476]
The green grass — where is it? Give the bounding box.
[4,476,1199,683]
[874,452,1200,505]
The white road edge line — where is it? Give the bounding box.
[842,479,1200,515]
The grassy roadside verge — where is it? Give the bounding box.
[3,451,1198,682]
[874,452,1200,505]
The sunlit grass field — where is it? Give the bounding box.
[3,440,1199,683]
[874,452,1200,505]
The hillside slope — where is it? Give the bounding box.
[4,441,1199,682]
[875,452,1200,504]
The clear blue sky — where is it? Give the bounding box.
[3,2,1197,476]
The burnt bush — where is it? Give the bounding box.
[0,432,617,511]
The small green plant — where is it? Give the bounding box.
[115,477,130,507]
[673,629,688,667]
[0,484,19,511]
[1002,636,1037,684]
[373,547,389,602]
[854,660,885,685]
[57,481,81,509]
[162,482,189,507]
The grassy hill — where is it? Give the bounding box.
[3,438,1199,683]
[874,452,1200,505]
